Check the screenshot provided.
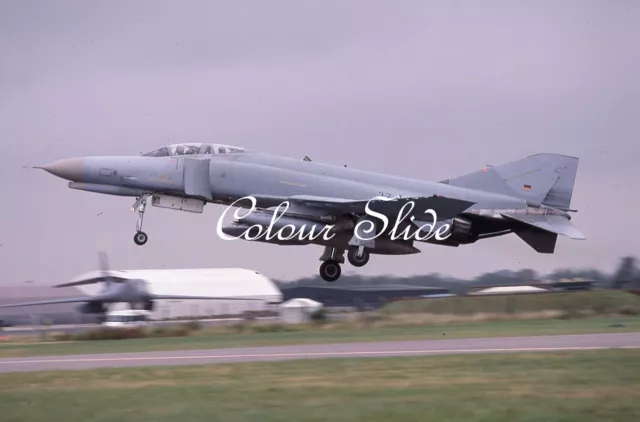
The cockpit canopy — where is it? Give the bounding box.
[142,143,245,157]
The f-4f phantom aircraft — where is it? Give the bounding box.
[34,143,585,282]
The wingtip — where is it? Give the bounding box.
[564,226,587,240]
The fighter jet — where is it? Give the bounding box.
[34,143,585,282]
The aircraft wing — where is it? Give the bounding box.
[54,276,128,288]
[0,295,270,309]
[0,297,93,308]
[500,213,586,240]
[252,194,475,221]
[250,194,370,214]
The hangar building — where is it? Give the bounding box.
[93,268,283,319]
[1,268,283,326]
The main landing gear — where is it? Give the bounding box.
[319,260,341,282]
[132,195,149,246]
[347,245,370,267]
[318,246,371,282]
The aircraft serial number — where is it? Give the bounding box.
[377,192,402,198]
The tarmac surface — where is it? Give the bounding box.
[1,332,639,373]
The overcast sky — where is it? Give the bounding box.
[0,1,638,285]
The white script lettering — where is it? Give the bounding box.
[217,195,454,243]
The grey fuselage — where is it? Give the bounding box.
[44,149,531,252]
[64,151,527,209]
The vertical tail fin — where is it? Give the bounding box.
[443,153,579,208]
[97,251,116,290]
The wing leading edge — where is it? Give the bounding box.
[0,297,96,308]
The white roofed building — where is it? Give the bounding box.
[1,268,283,324]
[73,268,283,320]
[278,298,324,324]
[470,285,548,295]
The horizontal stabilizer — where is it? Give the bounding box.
[501,213,586,240]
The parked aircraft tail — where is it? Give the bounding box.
[54,251,125,288]
[443,153,579,210]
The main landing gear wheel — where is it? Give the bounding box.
[347,246,370,267]
[134,231,148,246]
[319,260,341,282]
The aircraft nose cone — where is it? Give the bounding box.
[41,158,85,181]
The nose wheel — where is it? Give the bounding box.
[134,231,148,246]
[131,195,150,246]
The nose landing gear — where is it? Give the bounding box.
[134,231,148,246]
[132,195,149,246]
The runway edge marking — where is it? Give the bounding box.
[2,345,640,365]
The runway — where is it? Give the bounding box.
[1,332,638,373]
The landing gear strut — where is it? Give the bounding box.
[347,246,370,267]
[132,195,149,246]
[318,246,344,282]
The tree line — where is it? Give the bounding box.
[275,255,640,292]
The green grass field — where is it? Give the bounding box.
[1,316,638,358]
[1,349,638,422]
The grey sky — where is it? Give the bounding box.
[1,1,638,285]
